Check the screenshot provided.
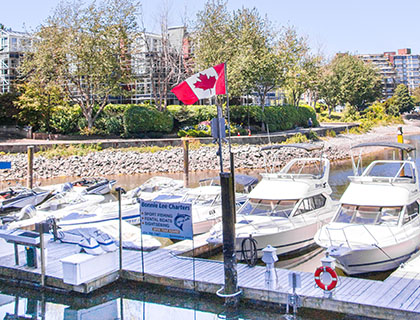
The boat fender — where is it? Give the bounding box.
[314,266,337,291]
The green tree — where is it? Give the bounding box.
[0,92,20,125]
[280,27,321,107]
[193,2,281,105]
[19,0,140,130]
[319,54,382,116]
[193,0,232,72]
[393,84,414,114]
[14,80,66,132]
[412,86,420,105]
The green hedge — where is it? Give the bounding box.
[168,104,318,132]
[30,102,318,136]
[123,105,173,136]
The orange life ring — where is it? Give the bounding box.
[314,266,338,291]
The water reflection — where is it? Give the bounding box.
[0,282,363,320]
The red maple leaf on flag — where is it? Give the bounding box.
[194,73,216,91]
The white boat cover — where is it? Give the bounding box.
[340,183,411,206]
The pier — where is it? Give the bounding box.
[0,232,419,319]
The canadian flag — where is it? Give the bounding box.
[171,63,226,105]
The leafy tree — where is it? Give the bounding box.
[228,8,277,102]
[0,92,20,125]
[383,96,399,116]
[412,86,420,105]
[14,81,66,132]
[319,54,382,117]
[393,84,414,114]
[318,65,341,117]
[280,27,321,107]
[193,2,282,106]
[19,0,140,130]
[193,0,232,72]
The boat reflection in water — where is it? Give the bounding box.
[0,283,349,320]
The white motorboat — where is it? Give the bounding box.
[127,176,186,201]
[207,143,337,260]
[57,184,243,235]
[41,178,116,195]
[54,220,161,251]
[0,186,51,212]
[72,178,117,195]
[315,142,420,275]
[3,188,104,229]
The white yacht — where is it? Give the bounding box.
[207,143,337,260]
[315,142,420,275]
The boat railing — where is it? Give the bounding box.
[348,175,414,184]
[260,172,320,181]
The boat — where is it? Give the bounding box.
[0,186,51,212]
[56,184,241,235]
[127,176,185,200]
[53,220,161,251]
[315,142,420,275]
[207,143,337,260]
[2,188,105,229]
[41,178,116,195]
[72,178,117,195]
[199,174,258,194]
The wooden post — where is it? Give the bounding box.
[38,224,46,287]
[117,187,123,273]
[27,146,34,189]
[182,139,189,188]
[220,172,239,308]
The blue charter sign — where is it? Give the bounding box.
[140,200,193,240]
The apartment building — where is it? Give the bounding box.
[393,48,420,92]
[358,53,397,99]
[358,48,420,99]
[130,26,189,105]
[0,28,33,93]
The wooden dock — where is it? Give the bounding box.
[0,233,420,319]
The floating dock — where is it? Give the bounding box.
[0,233,419,319]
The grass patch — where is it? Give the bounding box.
[36,144,103,158]
[114,146,174,153]
[325,130,337,138]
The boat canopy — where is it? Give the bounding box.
[340,183,411,206]
[351,142,415,153]
[248,179,312,200]
[199,174,258,187]
[261,143,323,152]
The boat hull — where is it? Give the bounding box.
[235,215,330,260]
[328,239,419,275]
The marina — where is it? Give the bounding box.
[1,134,420,319]
[0,230,420,318]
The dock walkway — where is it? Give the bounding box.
[0,233,419,319]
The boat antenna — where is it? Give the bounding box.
[266,123,272,145]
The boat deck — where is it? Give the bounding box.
[0,233,419,319]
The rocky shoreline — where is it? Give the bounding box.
[1,121,420,182]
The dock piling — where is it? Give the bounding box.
[27,146,34,189]
[220,172,240,308]
[182,139,189,187]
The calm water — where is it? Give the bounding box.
[0,281,376,320]
[1,136,419,319]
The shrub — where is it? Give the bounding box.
[50,105,83,134]
[325,130,336,138]
[123,105,173,136]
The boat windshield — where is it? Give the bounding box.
[238,199,298,218]
[334,204,402,226]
